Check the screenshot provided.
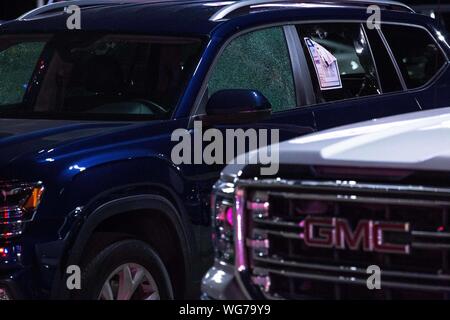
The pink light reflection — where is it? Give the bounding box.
[235,188,246,272]
[226,207,234,227]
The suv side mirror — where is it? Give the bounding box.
[201,89,272,125]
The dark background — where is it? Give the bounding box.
[0,1,34,20]
[0,1,39,20]
[0,0,449,21]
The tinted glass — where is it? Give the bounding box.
[364,27,403,93]
[208,27,296,113]
[297,23,381,103]
[382,25,446,88]
[0,34,202,120]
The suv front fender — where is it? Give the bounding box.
[52,193,194,299]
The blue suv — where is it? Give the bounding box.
[0,0,449,300]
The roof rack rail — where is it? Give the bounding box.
[210,0,415,22]
[18,0,123,20]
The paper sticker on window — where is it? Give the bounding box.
[304,37,342,90]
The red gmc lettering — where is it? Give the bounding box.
[373,222,411,254]
[303,217,410,254]
[335,219,372,251]
[304,217,334,248]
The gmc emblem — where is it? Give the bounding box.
[303,217,410,255]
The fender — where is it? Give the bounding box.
[52,194,194,299]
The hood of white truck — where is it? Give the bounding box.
[223,107,450,176]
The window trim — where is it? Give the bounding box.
[283,25,316,106]
[189,23,301,126]
[361,24,383,94]
[376,26,408,91]
[190,20,449,123]
[296,22,385,102]
[378,23,448,91]
[192,24,299,122]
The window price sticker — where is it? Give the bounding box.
[304,37,342,90]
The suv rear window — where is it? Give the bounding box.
[382,25,446,88]
[0,34,202,120]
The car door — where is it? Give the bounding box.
[295,22,421,131]
[191,24,316,216]
[193,25,316,182]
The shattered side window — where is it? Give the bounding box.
[0,42,45,105]
[208,27,296,113]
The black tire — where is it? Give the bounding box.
[74,239,173,300]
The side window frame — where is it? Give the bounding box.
[296,22,384,104]
[283,25,316,106]
[360,24,383,93]
[377,22,449,91]
[189,23,313,126]
[206,26,297,113]
[291,21,448,108]
[362,24,405,93]
[375,25,408,91]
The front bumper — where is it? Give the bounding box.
[201,261,248,300]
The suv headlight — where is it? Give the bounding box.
[211,181,236,264]
[0,182,45,239]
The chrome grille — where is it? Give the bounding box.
[238,179,450,300]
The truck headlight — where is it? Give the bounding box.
[211,182,235,264]
[0,182,44,239]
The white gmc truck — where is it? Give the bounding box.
[203,107,450,300]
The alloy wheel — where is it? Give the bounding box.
[98,263,160,300]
